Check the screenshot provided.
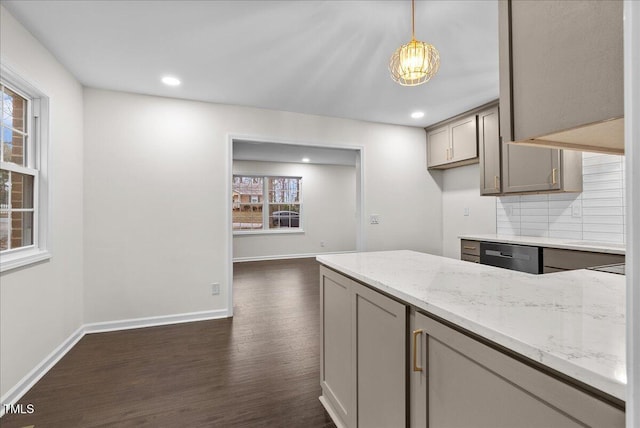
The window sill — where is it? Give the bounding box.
[234,229,305,236]
[0,249,51,273]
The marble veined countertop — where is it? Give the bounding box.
[459,233,626,255]
[316,250,626,401]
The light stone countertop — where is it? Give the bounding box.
[459,233,626,255]
[316,250,626,401]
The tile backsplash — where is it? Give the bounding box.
[496,152,625,244]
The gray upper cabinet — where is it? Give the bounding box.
[478,107,501,195]
[499,0,624,154]
[427,113,478,170]
[449,116,477,163]
[426,126,450,168]
[502,144,582,193]
[498,0,584,194]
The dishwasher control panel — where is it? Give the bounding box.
[479,242,543,274]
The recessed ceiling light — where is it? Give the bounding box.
[161,76,181,86]
[302,157,310,163]
[411,111,425,119]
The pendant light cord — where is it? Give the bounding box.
[411,0,415,40]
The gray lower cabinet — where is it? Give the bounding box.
[320,266,406,428]
[543,248,624,273]
[460,239,480,264]
[410,310,624,428]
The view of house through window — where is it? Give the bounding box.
[233,175,301,231]
[0,84,36,252]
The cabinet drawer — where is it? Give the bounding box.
[460,240,480,256]
[543,248,624,270]
[461,254,480,264]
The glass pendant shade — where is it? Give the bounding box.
[389,39,440,86]
[389,0,440,86]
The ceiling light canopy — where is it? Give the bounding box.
[389,0,440,87]
[161,76,181,86]
[302,157,310,163]
[411,111,425,119]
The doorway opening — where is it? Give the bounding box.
[226,136,364,316]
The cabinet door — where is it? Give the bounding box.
[478,107,501,195]
[320,267,355,428]
[509,0,623,141]
[411,312,624,428]
[353,282,406,428]
[449,115,477,163]
[426,125,450,168]
[502,142,561,193]
[543,248,625,272]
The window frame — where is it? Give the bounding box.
[0,65,51,272]
[232,174,303,235]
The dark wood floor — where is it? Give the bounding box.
[2,258,336,428]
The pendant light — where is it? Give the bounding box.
[389,0,440,86]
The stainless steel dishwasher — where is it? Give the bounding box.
[479,242,543,274]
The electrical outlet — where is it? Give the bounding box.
[463,207,470,217]
[320,241,326,247]
[211,283,220,295]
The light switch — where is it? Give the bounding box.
[463,208,470,216]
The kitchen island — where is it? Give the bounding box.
[317,250,625,428]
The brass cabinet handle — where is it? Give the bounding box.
[494,175,499,190]
[463,246,476,250]
[552,168,558,185]
[413,329,423,372]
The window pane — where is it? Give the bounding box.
[0,211,7,251]
[269,204,300,229]
[269,177,300,203]
[233,204,263,230]
[1,87,26,133]
[2,127,26,166]
[232,176,264,230]
[0,170,8,209]
[11,211,33,249]
[11,172,33,209]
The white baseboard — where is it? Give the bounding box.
[319,395,347,428]
[1,325,85,417]
[233,250,355,263]
[1,309,229,416]
[83,309,229,334]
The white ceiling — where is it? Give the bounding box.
[2,0,499,128]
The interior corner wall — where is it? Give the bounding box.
[0,7,85,398]
[232,160,357,260]
[83,87,442,324]
[441,164,497,259]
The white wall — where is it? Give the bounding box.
[441,164,497,259]
[497,152,626,243]
[83,88,442,323]
[0,7,84,398]
[232,160,357,260]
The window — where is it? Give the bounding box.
[232,175,302,232]
[0,66,50,272]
